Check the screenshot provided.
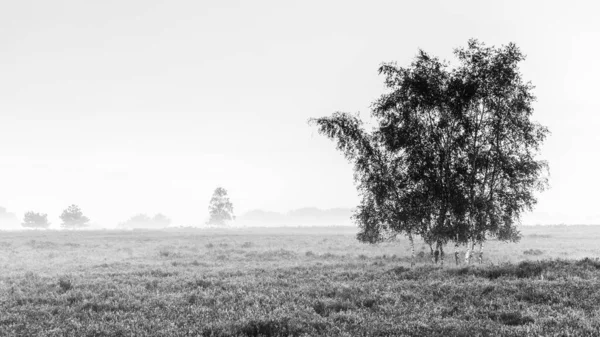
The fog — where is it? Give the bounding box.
[1,1,599,228]
[0,207,20,230]
[0,204,354,230]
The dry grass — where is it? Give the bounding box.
[2,225,600,336]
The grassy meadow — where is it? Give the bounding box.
[2,225,600,336]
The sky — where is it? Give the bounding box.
[0,0,599,228]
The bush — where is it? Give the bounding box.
[159,249,171,257]
[527,233,552,238]
[58,276,74,292]
[313,299,355,317]
[488,311,534,326]
[523,249,544,256]
[575,257,600,269]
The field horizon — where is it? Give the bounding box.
[2,225,600,336]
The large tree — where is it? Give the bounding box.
[60,204,90,229]
[311,39,548,266]
[207,187,234,226]
[22,211,51,229]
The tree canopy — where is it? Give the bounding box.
[207,187,235,226]
[22,211,50,229]
[310,39,549,265]
[60,204,90,229]
[118,213,172,229]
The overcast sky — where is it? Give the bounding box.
[1,0,598,227]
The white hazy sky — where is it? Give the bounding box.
[1,0,599,227]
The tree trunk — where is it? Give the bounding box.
[478,241,484,264]
[454,241,460,266]
[465,240,475,265]
[429,244,436,264]
[438,242,445,267]
[409,233,415,268]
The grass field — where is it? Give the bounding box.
[2,225,600,336]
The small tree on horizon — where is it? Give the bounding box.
[22,211,50,229]
[207,187,234,226]
[117,213,172,229]
[60,204,90,229]
[152,213,171,227]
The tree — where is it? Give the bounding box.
[118,214,152,229]
[118,213,172,229]
[60,204,90,229]
[22,211,50,229]
[207,187,234,226]
[152,213,171,228]
[0,206,19,229]
[311,39,548,266]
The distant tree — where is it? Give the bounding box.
[22,211,50,229]
[118,214,151,229]
[152,213,171,227]
[60,204,90,229]
[0,206,20,229]
[118,213,171,229]
[207,187,234,226]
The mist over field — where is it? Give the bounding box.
[0,207,20,230]
[0,206,355,230]
[3,225,600,335]
[2,0,600,335]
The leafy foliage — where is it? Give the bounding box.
[21,211,50,229]
[208,187,235,226]
[311,39,548,261]
[59,204,90,229]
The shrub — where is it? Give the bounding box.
[313,299,355,317]
[390,266,411,274]
[237,317,308,337]
[523,249,544,256]
[575,257,600,269]
[188,279,215,289]
[58,276,74,292]
[527,233,552,238]
[488,311,534,326]
[487,261,544,279]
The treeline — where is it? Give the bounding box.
[1,204,173,230]
[0,186,236,230]
[1,205,88,229]
[14,205,96,229]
